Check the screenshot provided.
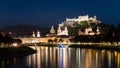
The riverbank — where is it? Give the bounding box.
[0,46,36,59]
[37,43,58,47]
[69,44,120,51]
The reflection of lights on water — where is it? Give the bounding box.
[60,49,63,68]
[14,46,120,68]
[108,51,112,68]
[36,47,40,68]
[63,48,67,68]
[95,52,98,66]
[102,49,105,53]
[26,56,32,67]
[117,53,120,68]
[114,51,117,56]
[58,48,68,68]
[76,48,80,68]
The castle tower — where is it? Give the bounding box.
[32,31,36,37]
[50,26,55,34]
[64,26,68,36]
[37,30,40,37]
[57,24,61,36]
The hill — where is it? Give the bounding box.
[1,25,50,37]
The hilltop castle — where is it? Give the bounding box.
[60,15,101,35]
[62,15,101,26]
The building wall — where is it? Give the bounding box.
[66,15,97,23]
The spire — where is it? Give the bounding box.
[37,30,40,37]
[64,26,68,36]
[32,31,36,37]
[50,26,55,34]
[57,25,61,36]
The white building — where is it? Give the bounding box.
[85,27,95,35]
[32,31,41,37]
[60,15,101,26]
[78,26,100,35]
[50,26,55,34]
[37,31,40,37]
[32,31,36,37]
[57,24,68,36]
[66,15,99,23]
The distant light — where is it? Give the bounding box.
[13,43,18,47]
[59,44,66,48]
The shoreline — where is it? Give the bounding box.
[35,43,120,51]
[28,43,120,51]
[69,44,120,51]
[0,46,36,60]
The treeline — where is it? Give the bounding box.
[0,32,22,47]
[72,22,120,44]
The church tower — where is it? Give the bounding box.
[64,26,68,36]
[57,24,61,36]
[37,30,40,37]
[32,31,36,37]
[50,26,55,34]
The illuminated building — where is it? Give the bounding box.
[32,31,36,37]
[32,31,41,38]
[57,24,68,36]
[64,15,100,26]
[50,26,55,34]
[78,26,100,35]
[37,31,40,38]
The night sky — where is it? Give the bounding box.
[0,0,120,28]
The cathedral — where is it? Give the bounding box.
[49,24,68,36]
[57,24,68,36]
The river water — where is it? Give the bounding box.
[0,46,120,68]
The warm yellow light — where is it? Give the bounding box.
[13,43,18,47]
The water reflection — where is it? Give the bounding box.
[0,46,120,68]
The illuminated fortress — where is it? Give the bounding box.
[61,15,101,26]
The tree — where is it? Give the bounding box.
[115,22,120,44]
[0,33,3,46]
[53,38,58,43]
[80,21,89,29]
[13,39,22,44]
[59,39,64,42]
[48,39,53,43]
[3,33,13,47]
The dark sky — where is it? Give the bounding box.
[0,0,120,28]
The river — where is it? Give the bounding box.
[0,46,120,68]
